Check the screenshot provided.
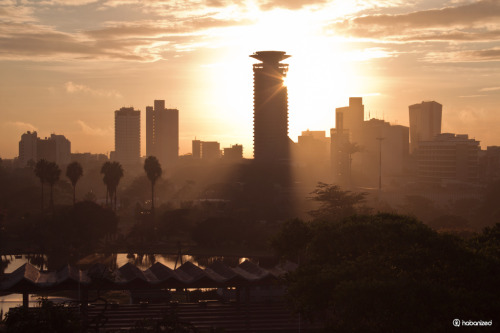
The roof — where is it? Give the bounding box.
[0,260,296,293]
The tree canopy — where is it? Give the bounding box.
[273,214,500,332]
[308,182,368,221]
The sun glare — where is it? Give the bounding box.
[201,4,375,149]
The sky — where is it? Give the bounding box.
[1,0,500,159]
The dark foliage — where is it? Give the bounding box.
[273,213,500,332]
[2,298,81,332]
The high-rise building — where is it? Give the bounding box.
[115,107,140,166]
[335,97,364,143]
[330,119,351,184]
[250,51,290,162]
[18,131,38,166]
[146,100,179,167]
[50,134,71,165]
[18,131,71,166]
[409,101,442,153]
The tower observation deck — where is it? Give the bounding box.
[250,51,290,163]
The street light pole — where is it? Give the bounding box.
[376,137,384,191]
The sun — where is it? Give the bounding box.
[198,5,373,151]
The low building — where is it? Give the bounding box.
[415,133,479,184]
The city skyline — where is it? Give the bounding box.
[1,0,500,159]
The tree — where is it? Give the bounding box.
[308,182,368,221]
[45,162,61,212]
[273,214,500,332]
[144,156,162,213]
[34,159,49,211]
[66,161,83,205]
[100,161,124,211]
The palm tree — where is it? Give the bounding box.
[45,161,61,211]
[144,156,162,213]
[34,159,49,211]
[101,161,124,211]
[66,161,83,205]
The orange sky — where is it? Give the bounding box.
[1,0,500,159]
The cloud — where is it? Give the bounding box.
[258,0,328,10]
[24,0,99,5]
[6,121,38,132]
[424,48,500,62]
[0,22,163,61]
[65,81,123,98]
[76,120,112,136]
[331,0,500,40]
[479,86,500,92]
[0,5,36,23]
[459,95,486,98]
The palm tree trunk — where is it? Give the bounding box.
[73,185,76,205]
[50,184,54,212]
[151,182,155,214]
[105,188,109,207]
[40,182,44,212]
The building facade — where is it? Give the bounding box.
[192,140,221,160]
[146,100,179,167]
[223,144,243,161]
[335,97,364,143]
[18,131,71,166]
[115,107,141,166]
[409,101,442,154]
[416,133,479,184]
[250,51,290,163]
[18,131,38,166]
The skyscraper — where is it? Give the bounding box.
[18,131,71,166]
[18,131,38,166]
[335,97,364,143]
[115,107,140,166]
[146,100,179,167]
[250,51,290,162]
[409,101,442,153]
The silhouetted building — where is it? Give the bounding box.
[192,140,221,160]
[18,131,38,166]
[146,100,179,167]
[335,97,364,143]
[479,146,500,183]
[416,133,479,184]
[409,101,442,154]
[330,110,351,184]
[331,98,410,187]
[223,144,243,161]
[296,130,329,165]
[19,131,71,166]
[115,107,140,166]
[357,119,409,186]
[49,134,71,165]
[71,152,108,169]
[250,51,290,162]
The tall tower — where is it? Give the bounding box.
[146,100,179,167]
[115,107,141,166]
[250,51,290,162]
[409,101,442,153]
